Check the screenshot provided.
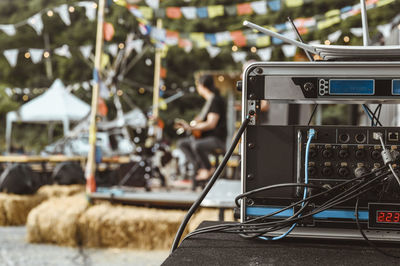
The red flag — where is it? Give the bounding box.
[166,7,182,19]
[103,22,115,41]
[230,31,247,47]
[98,97,108,116]
[237,3,253,15]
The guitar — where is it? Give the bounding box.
[174,119,202,139]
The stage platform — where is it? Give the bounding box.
[89,179,240,209]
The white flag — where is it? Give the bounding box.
[251,1,267,15]
[127,39,144,54]
[328,30,342,42]
[145,0,159,9]
[108,44,118,57]
[54,44,71,58]
[0,24,16,36]
[215,31,232,45]
[377,23,392,39]
[350,27,363,37]
[181,7,197,19]
[29,48,44,64]
[77,1,97,21]
[80,45,92,59]
[27,13,44,35]
[54,4,71,26]
[282,45,297,57]
[4,49,18,67]
[232,51,247,63]
[5,88,12,96]
[206,46,221,58]
[257,47,272,61]
[82,81,90,91]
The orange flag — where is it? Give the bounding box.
[103,22,115,41]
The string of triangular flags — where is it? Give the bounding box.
[0,1,97,37]
[132,0,396,50]
[114,0,315,20]
[2,40,146,68]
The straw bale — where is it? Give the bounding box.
[26,194,88,246]
[78,204,188,250]
[37,184,85,199]
[188,208,235,232]
[0,193,46,226]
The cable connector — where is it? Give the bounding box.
[308,128,315,139]
[381,149,394,165]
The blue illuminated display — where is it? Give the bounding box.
[329,79,374,95]
[392,80,400,95]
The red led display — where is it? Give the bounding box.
[376,211,400,223]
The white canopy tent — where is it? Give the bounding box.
[5,79,90,153]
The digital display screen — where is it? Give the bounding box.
[376,211,400,224]
[369,203,400,229]
[329,79,375,95]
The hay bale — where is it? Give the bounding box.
[37,184,85,199]
[0,193,46,226]
[26,194,88,246]
[188,208,234,232]
[78,204,187,250]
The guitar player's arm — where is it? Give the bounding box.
[191,112,219,132]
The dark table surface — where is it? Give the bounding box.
[162,221,400,266]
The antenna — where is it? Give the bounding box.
[360,0,370,46]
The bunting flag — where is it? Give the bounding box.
[27,13,44,35]
[80,45,93,59]
[54,4,71,26]
[107,43,118,57]
[206,46,221,58]
[126,39,144,53]
[377,23,392,38]
[103,22,115,41]
[251,1,268,15]
[257,47,272,61]
[0,24,16,36]
[350,27,364,37]
[328,30,342,42]
[181,7,197,19]
[77,1,97,21]
[3,49,18,67]
[281,45,297,57]
[145,0,159,9]
[54,44,71,58]
[232,51,247,63]
[29,48,44,63]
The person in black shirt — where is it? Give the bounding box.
[176,75,227,181]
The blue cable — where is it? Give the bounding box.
[362,104,375,126]
[259,128,315,241]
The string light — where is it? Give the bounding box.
[161,85,166,91]
[43,51,50,58]
[232,45,238,52]
[343,36,350,43]
[24,52,31,59]
[68,6,75,13]
[139,87,145,94]
[218,75,224,82]
[47,10,54,17]
[117,89,123,96]
[250,46,257,53]
[118,43,125,49]
[93,3,98,8]
[324,40,331,45]
[23,95,29,101]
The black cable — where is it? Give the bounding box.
[186,169,390,239]
[355,198,400,258]
[307,104,319,126]
[363,104,383,126]
[170,116,250,253]
[192,167,387,237]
